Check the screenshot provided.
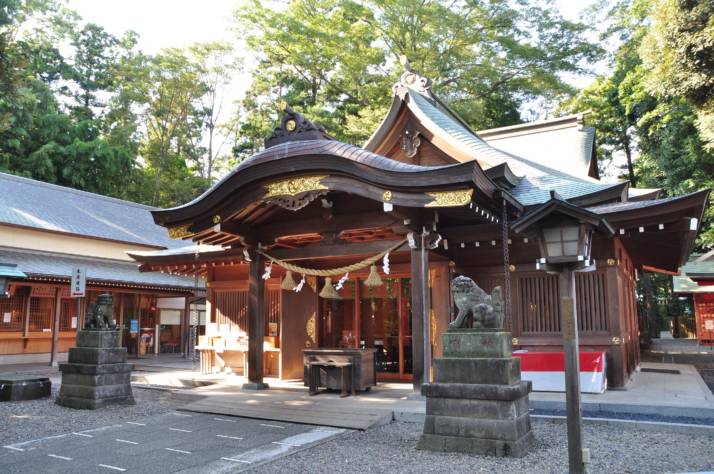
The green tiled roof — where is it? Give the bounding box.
[406,89,625,206]
[673,254,714,293]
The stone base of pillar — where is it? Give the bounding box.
[418,329,534,457]
[242,382,270,390]
[56,329,134,410]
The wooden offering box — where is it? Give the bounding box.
[302,348,377,392]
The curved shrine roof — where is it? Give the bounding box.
[366,72,626,207]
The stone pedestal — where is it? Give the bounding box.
[56,330,134,409]
[418,329,534,457]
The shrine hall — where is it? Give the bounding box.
[130,70,709,390]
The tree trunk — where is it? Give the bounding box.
[152,141,166,206]
[207,123,214,184]
[623,139,637,187]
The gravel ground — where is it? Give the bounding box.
[0,383,177,445]
[248,419,714,474]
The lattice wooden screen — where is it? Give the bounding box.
[517,273,561,334]
[28,297,53,331]
[575,271,609,333]
[0,295,25,332]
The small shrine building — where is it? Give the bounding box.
[130,71,709,389]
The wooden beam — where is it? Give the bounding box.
[268,240,407,261]
[243,251,268,390]
[439,223,502,242]
[256,211,401,243]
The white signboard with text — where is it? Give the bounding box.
[71,267,86,297]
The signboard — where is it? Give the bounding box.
[71,268,86,298]
[130,319,139,334]
[3,312,11,323]
[71,317,77,329]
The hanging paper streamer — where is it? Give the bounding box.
[293,274,306,292]
[335,272,349,291]
[281,270,297,290]
[382,253,390,275]
[262,262,272,280]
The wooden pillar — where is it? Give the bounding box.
[410,237,431,390]
[49,287,62,367]
[559,266,585,474]
[118,295,125,347]
[181,296,190,357]
[641,271,656,341]
[23,290,30,338]
[243,251,268,390]
[605,264,625,387]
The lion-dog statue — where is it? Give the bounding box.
[449,275,504,329]
[84,293,116,329]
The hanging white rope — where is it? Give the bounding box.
[257,239,407,277]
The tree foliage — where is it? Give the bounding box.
[233,0,602,151]
[0,0,240,207]
[562,0,714,248]
[640,0,714,149]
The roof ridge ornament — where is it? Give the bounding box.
[264,102,333,149]
[393,57,431,99]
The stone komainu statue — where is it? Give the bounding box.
[84,293,116,330]
[449,276,504,329]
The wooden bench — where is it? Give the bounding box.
[308,360,355,397]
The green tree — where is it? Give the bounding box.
[233,0,601,149]
[68,22,119,118]
[141,48,210,206]
[188,41,241,183]
[562,0,714,248]
[640,0,714,149]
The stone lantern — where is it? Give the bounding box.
[511,191,613,474]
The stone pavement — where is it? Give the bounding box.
[4,356,714,422]
[0,411,345,473]
[156,361,714,426]
[649,338,714,355]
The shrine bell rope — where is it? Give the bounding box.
[257,239,407,277]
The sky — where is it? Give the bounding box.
[66,0,238,54]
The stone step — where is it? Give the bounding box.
[432,357,521,385]
[422,381,531,401]
[76,330,121,349]
[59,372,131,387]
[423,413,532,442]
[417,431,534,457]
[55,394,135,410]
[426,394,529,420]
[67,347,128,365]
[442,330,512,358]
[59,362,133,375]
[58,382,133,400]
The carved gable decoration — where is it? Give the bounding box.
[393,71,431,98]
[263,175,330,211]
[264,104,333,148]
